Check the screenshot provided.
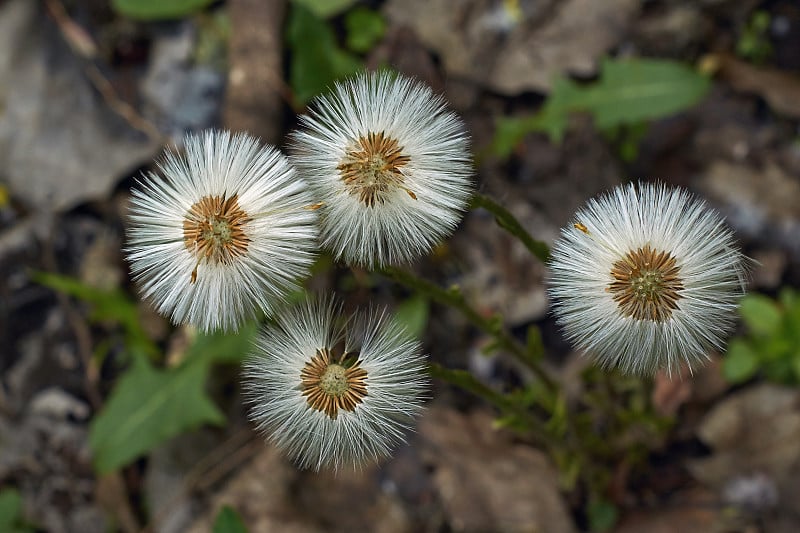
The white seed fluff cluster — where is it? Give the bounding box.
[547,182,746,376]
[290,71,473,268]
[126,130,318,333]
[243,298,428,470]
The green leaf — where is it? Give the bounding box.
[491,57,711,154]
[345,7,386,53]
[762,335,793,361]
[545,393,568,438]
[528,77,582,143]
[32,272,157,359]
[791,354,800,382]
[287,4,362,105]
[555,450,582,491]
[587,499,618,532]
[194,10,231,68]
[111,0,215,20]
[291,0,357,18]
[780,289,800,339]
[737,11,773,64]
[525,325,544,362]
[89,357,225,473]
[491,78,578,155]
[723,340,759,384]
[0,489,22,528]
[605,121,650,162]
[764,356,793,384]
[779,288,798,312]
[212,506,249,533]
[491,116,537,158]
[740,294,783,336]
[393,295,429,339]
[583,58,711,129]
[480,338,502,356]
[185,322,258,366]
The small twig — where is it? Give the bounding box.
[183,428,255,487]
[40,219,103,411]
[97,473,142,533]
[141,428,259,533]
[40,220,141,532]
[193,438,262,492]
[44,0,164,142]
[83,65,164,141]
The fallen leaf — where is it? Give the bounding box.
[419,406,577,533]
[652,367,692,417]
[697,160,800,258]
[0,0,158,212]
[384,0,639,94]
[687,353,729,405]
[711,53,800,119]
[615,488,717,533]
[689,384,800,487]
[186,444,412,533]
[187,406,576,532]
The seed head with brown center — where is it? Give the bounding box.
[546,182,747,376]
[336,131,415,207]
[182,194,251,283]
[607,244,684,322]
[243,298,429,470]
[300,347,368,420]
[288,72,473,267]
[126,130,319,333]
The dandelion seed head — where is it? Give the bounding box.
[337,131,414,207]
[243,297,429,471]
[182,194,251,282]
[607,245,684,322]
[547,182,747,376]
[126,130,318,333]
[300,347,368,420]
[290,71,473,267]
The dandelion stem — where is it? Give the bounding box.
[469,193,550,264]
[380,266,557,393]
[428,362,558,448]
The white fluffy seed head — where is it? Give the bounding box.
[126,130,319,333]
[242,297,429,471]
[547,182,747,376]
[289,71,474,268]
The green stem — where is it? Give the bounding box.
[381,266,557,393]
[428,363,517,412]
[469,193,551,263]
[428,362,557,449]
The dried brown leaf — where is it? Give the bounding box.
[712,53,800,119]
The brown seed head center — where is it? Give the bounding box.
[300,347,368,420]
[607,244,684,322]
[337,131,415,207]
[183,194,250,283]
